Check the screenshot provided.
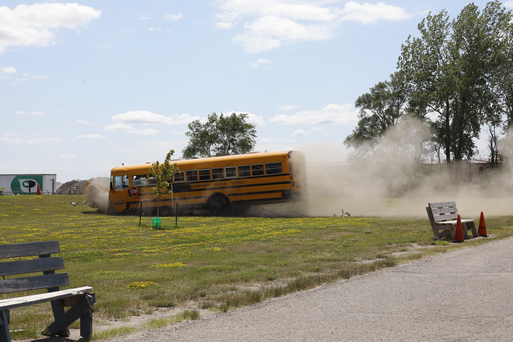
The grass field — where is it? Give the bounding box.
[1,194,513,340]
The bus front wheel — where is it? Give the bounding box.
[207,194,230,216]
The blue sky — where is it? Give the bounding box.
[1,0,509,183]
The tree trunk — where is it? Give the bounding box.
[444,100,451,163]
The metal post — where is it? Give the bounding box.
[139,200,143,227]
[175,201,178,227]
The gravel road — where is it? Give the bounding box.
[98,237,513,342]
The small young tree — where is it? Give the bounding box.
[149,149,179,218]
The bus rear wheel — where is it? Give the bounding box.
[207,194,230,216]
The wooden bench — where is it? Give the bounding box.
[426,202,478,240]
[0,241,95,342]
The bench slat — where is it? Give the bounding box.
[0,273,69,294]
[0,241,60,259]
[0,257,65,277]
[437,219,475,225]
[431,207,458,215]
[433,213,459,221]
[429,201,456,208]
[0,286,92,311]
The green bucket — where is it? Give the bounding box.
[152,217,161,228]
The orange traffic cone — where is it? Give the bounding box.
[36,183,41,195]
[452,215,464,243]
[478,211,489,237]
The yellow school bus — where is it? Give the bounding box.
[108,150,307,215]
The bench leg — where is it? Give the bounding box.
[49,298,70,337]
[462,223,470,239]
[0,310,11,342]
[43,294,95,339]
[80,305,93,341]
[469,221,478,238]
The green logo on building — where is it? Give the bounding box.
[10,175,42,195]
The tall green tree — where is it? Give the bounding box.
[150,149,179,218]
[344,71,408,152]
[182,113,257,158]
[399,9,456,162]
[398,1,513,162]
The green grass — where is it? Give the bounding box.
[1,194,513,340]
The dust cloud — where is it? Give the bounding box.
[84,177,110,213]
[83,119,513,218]
[300,117,513,218]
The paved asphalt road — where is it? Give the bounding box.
[99,237,513,342]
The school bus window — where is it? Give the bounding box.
[265,162,282,175]
[252,164,264,176]
[225,166,237,178]
[289,162,294,174]
[212,168,223,179]
[148,175,156,185]
[133,175,148,186]
[199,169,211,181]
[238,165,250,177]
[186,170,198,182]
[295,162,302,174]
[174,171,185,182]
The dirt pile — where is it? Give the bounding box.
[56,179,88,194]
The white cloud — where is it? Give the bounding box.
[216,0,339,24]
[106,110,198,135]
[270,103,358,125]
[340,2,411,24]
[111,110,199,125]
[76,120,96,125]
[59,154,76,159]
[104,123,159,135]
[506,1,513,8]
[246,112,266,126]
[216,0,410,53]
[149,28,163,32]
[0,137,62,145]
[234,15,335,53]
[133,129,160,135]
[251,58,271,68]
[29,138,62,144]
[75,134,104,139]
[217,22,234,29]
[292,129,310,137]
[2,66,16,73]
[32,75,47,79]
[15,110,43,115]
[105,122,133,132]
[164,13,183,21]
[278,105,300,111]
[138,16,150,20]
[0,137,23,144]
[0,3,101,53]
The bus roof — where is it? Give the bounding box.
[110,150,304,173]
